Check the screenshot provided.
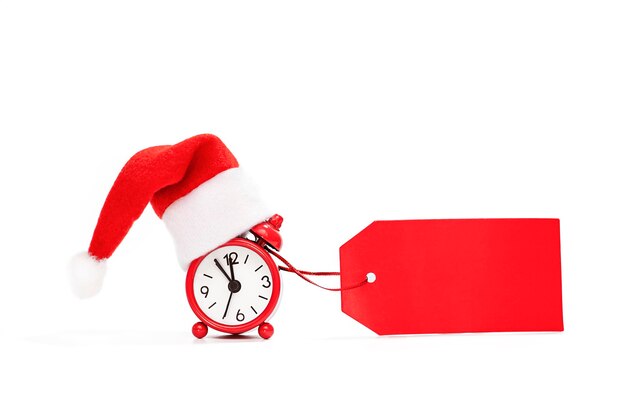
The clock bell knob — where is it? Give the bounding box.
[250,214,283,251]
[267,214,283,230]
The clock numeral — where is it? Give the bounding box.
[236,309,245,322]
[223,252,239,266]
[261,275,271,288]
[200,286,209,298]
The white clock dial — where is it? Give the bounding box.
[193,244,274,326]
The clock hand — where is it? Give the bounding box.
[214,259,232,282]
[229,258,236,282]
[222,290,234,319]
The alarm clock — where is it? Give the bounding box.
[186,214,283,340]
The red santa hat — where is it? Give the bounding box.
[69,134,273,298]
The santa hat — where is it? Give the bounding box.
[69,134,273,298]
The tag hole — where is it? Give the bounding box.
[366,272,376,283]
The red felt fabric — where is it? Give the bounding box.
[88,134,238,260]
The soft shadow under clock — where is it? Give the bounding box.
[26,330,263,346]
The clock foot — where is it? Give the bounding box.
[258,322,274,339]
[192,322,208,339]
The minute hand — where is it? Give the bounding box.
[214,259,232,282]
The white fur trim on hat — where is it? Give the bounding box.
[69,252,107,298]
[162,168,274,270]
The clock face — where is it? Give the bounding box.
[187,239,280,332]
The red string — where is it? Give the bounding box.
[265,247,367,292]
[277,266,339,276]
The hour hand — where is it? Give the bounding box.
[229,259,236,281]
[214,259,232,281]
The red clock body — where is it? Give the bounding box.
[186,238,281,338]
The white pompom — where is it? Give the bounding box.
[69,252,107,298]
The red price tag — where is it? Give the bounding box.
[340,219,563,335]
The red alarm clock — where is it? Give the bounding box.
[186,214,283,340]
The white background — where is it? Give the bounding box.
[1,1,624,414]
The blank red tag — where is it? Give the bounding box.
[340,219,563,335]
